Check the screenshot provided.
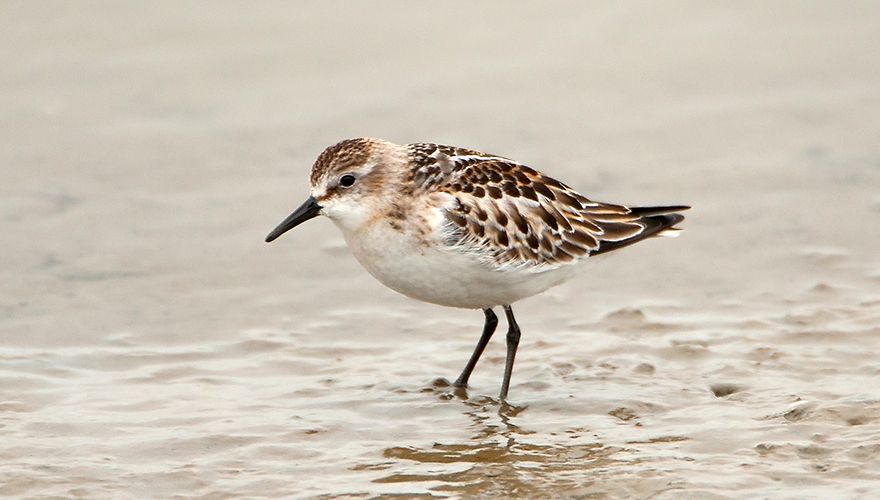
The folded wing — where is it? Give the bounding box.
[406,144,689,272]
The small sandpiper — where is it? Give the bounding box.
[266,138,689,399]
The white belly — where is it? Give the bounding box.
[338,220,574,309]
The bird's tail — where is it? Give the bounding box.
[591,205,690,255]
[629,205,690,238]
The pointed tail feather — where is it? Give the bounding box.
[592,205,689,256]
[627,205,691,217]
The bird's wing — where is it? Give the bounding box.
[406,143,689,272]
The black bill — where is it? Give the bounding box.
[265,196,322,242]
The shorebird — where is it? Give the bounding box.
[266,138,688,399]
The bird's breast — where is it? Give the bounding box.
[335,214,574,309]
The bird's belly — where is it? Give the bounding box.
[340,223,574,309]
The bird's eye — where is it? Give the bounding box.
[339,174,356,187]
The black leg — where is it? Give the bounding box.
[499,305,521,400]
[453,308,498,387]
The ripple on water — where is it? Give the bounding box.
[4,278,880,497]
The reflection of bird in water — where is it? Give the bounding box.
[266,138,689,399]
[376,392,621,496]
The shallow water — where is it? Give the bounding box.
[2,1,880,498]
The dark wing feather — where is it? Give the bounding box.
[406,143,689,271]
[591,209,687,256]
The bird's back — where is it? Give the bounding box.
[403,143,689,275]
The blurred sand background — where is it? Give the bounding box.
[2,1,879,497]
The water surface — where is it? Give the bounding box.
[2,1,879,497]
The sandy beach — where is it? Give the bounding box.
[2,1,879,497]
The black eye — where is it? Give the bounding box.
[339,174,356,187]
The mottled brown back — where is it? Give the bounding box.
[405,143,689,271]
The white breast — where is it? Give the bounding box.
[336,217,575,309]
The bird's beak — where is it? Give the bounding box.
[265,196,322,243]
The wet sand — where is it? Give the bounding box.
[2,1,880,497]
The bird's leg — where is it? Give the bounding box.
[453,308,498,388]
[499,305,521,400]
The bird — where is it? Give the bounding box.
[265,138,689,400]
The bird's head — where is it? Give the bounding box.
[265,138,402,242]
